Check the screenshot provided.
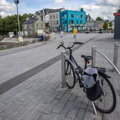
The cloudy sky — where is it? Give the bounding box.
[0,0,120,20]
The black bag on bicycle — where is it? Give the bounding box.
[82,68,102,101]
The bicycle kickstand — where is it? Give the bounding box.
[91,102,97,115]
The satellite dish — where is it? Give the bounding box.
[14,0,19,4]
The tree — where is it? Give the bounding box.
[109,22,113,28]
[118,9,120,13]
[96,17,103,21]
[103,20,108,30]
[0,13,34,35]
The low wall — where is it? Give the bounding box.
[0,37,49,50]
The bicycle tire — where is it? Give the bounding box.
[65,59,76,89]
[94,72,116,114]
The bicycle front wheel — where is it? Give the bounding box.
[94,72,116,114]
[65,60,76,89]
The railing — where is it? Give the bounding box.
[91,46,120,76]
[113,42,120,71]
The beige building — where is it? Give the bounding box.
[22,16,47,36]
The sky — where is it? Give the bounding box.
[0,0,120,20]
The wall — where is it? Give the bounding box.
[49,12,60,31]
[114,15,120,39]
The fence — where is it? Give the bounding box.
[113,42,120,71]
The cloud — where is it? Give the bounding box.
[0,0,15,12]
[55,0,65,4]
[0,0,16,17]
[0,12,12,17]
[95,0,120,7]
[81,0,119,20]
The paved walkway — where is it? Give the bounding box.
[0,33,120,120]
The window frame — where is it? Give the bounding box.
[71,14,74,18]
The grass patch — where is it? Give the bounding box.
[0,36,4,41]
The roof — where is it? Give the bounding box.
[96,20,104,24]
[86,14,93,21]
[114,12,120,16]
[36,8,64,15]
[23,19,38,24]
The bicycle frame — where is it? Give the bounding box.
[64,54,84,86]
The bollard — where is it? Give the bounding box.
[113,42,118,71]
[91,46,96,67]
[61,51,67,88]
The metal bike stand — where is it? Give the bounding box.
[113,42,120,71]
[91,46,96,67]
[61,51,67,88]
[92,46,120,75]
[92,102,97,115]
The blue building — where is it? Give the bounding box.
[59,8,86,32]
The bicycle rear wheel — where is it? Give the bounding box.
[65,60,76,89]
[94,72,116,114]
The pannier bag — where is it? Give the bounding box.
[82,68,102,101]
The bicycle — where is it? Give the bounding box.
[57,42,116,114]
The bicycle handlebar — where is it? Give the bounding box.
[57,42,83,50]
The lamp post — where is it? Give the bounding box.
[14,0,20,37]
[15,23,17,36]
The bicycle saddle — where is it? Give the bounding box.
[81,55,93,61]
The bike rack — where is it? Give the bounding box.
[61,51,98,115]
[61,51,67,88]
[91,46,120,76]
[113,42,120,71]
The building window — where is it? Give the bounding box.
[56,14,58,18]
[54,20,55,25]
[57,20,58,24]
[77,20,78,24]
[53,15,55,19]
[77,14,78,18]
[37,24,38,27]
[41,24,43,27]
[71,14,74,18]
[65,14,66,18]
[50,15,52,19]
[70,20,74,24]
[81,20,83,24]
[62,15,64,18]
[63,21,64,25]
[81,15,83,18]
[65,21,67,25]
[24,24,27,29]
[51,21,52,25]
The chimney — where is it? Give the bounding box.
[26,17,29,21]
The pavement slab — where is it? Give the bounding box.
[0,33,120,120]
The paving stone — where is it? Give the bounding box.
[64,101,73,110]
[66,109,78,120]
[76,108,86,120]
[44,99,59,114]
[56,90,66,99]
[69,93,77,101]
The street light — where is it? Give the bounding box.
[15,23,17,36]
[14,0,20,37]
